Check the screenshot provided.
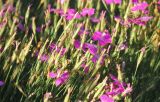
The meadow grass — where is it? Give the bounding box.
[0,0,160,102]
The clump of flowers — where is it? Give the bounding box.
[105,0,122,5]
[131,1,148,12]
[100,74,132,102]
[48,69,69,86]
[92,31,112,46]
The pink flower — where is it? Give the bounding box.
[91,54,105,64]
[49,43,67,56]
[128,16,152,26]
[122,84,132,96]
[83,43,98,55]
[114,0,121,4]
[105,0,113,4]
[137,16,153,22]
[74,40,98,55]
[65,9,81,20]
[131,1,148,12]
[74,40,81,49]
[81,63,89,73]
[80,8,95,17]
[90,17,100,23]
[40,54,49,62]
[92,31,112,46]
[105,0,121,5]
[53,9,64,15]
[158,0,160,4]
[49,43,56,51]
[100,95,114,102]
[131,0,139,4]
[49,72,57,78]
[49,70,69,86]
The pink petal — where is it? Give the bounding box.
[49,72,57,78]
[105,0,113,4]
[92,31,103,41]
[61,71,69,80]
[138,16,153,22]
[84,43,97,55]
[131,1,148,12]
[74,40,81,49]
[55,78,63,86]
[114,0,121,4]
[80,8,95,17]
[40,54,49,62]
[100,95,114,102]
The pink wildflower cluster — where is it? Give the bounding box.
[114,15,153,26]
[50,7,95,20]
[105,0,121,5]
[131,1,148,12]
[100,74,132,102]
[128,16,153,26]
[36,43,67,62]
[49,69,69,86]
[74,30,111,64]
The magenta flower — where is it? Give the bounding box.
[83,43,98,55]
[128,16,152,26]
[53,9,64,15]
[55,47,67,56]
[74,40,81,49]
[114,16,131,27]
[131,1,148,12]
[49,43,67,56]
[49,70,69,86]
[114,0,121,4]
[105,0,121,5]
[90,17,100,23]
[158,0,160,5]
[74,40,97,55]
[49,43,56,51]
[137,16,153,22]
[122,84,132,96]
[100,74,132,100]
[100,95,114,102]
[80,8,95,17]
[131,0,138,4]
[81,63,89,73]
[40,54,49,62]
[105,0,113,4]
[49,72,57,78]
[0,81,4,86]
[78,29,89,36]
[91,54,105,64]
[92,31,112,46]
[65,9,81,20]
